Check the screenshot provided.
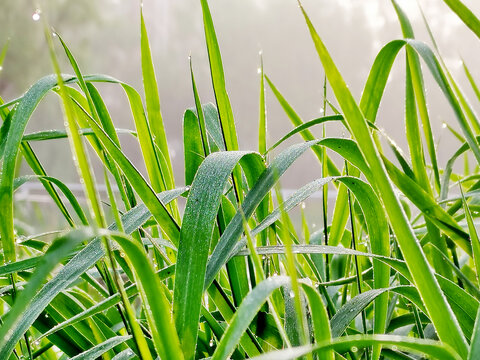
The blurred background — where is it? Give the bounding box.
[1,0,480,230]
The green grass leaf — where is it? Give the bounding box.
[298,3,469,356]
[174,150,262,359]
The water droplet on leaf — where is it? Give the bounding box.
[32,9,41,21]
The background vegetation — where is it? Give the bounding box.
[1,0,480,359]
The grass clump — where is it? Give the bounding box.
[1,0,480,359]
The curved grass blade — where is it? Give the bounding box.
[298,4,468,356]
[14,175,88,225]
[392,0,440,190]
[0,74,64,264]
[265,115,344,154]
[249,335,462,360]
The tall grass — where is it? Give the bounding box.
[1,0,480,359]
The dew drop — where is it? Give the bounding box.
[32,9,41,21]
[209,339,214,347]
[349,309,354,312]
[257,67,261,74]
[301,202,306,209]
[351,346,358,353]
[289,290,295,298]
[319,107,324,114]
[120,252,126,258]
[392,345,398,351]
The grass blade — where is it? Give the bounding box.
[298,3,468,356]
[70,336,132,360]
[141,11,175,190]
[211,276,291,360]
[442,0,480,39]
[199,0,238,152]
[174,151,262,359]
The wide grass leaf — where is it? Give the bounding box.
[174,151,263,359]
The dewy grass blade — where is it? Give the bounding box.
[392,0,440,190]
[103,169,153,360]
[69,336,132,360]
[300,283,334,360]
[0,74,62,265]
[112,233,183,360]
[275,184,310,356]
[250,335,463,360]
[173,151,262,359]
[393,0,453,279]
[336,177,389,359]
[298,2,468,357]
[141,11,175,191]
[205,140,328,289]
[199,0,238,152]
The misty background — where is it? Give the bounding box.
[1,0,480,230]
